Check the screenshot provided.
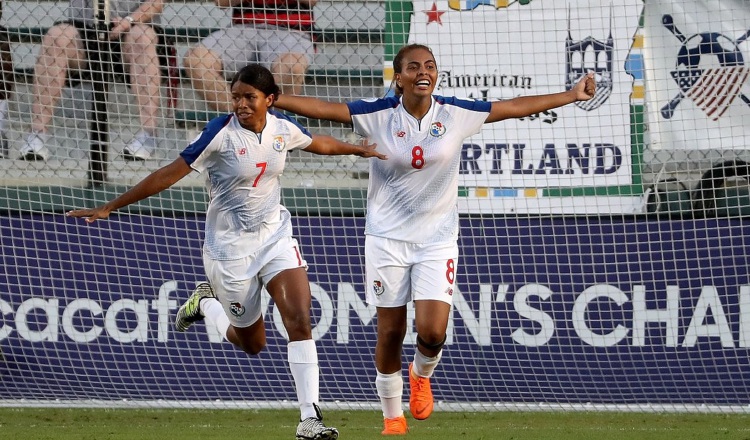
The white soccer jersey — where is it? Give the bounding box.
[348,95,491,244]
[180,111,312,260]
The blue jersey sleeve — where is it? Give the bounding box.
[180,114,233,165]
[347,96,400,116]
[435,96,492,113]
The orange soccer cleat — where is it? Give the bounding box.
[381,415,408,435]
[408,363,434,420]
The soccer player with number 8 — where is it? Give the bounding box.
[273,44,596,435]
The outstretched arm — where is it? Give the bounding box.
[275,94,353,124]
[66,157,193,223]
[486,72,596,123]
[303,135,386,160]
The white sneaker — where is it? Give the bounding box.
[18,132,50,161]
[296,404,339,440]
[122,131,156,161]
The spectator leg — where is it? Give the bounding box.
[183,44,231,113]
[121,24,161,137]
[0,27,13,156]
[271,52,309,96]
[30,23,85,134]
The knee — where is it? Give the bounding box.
[272,53,309,75]
[40,24,78,51]
[379,326,407,345]
[229,322,267,356]
[241,339,266,356]
[182,47,200,70]
[183,45,218,74]
[283,315,312,341]
[416,332,446,351]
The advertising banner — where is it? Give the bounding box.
[643,0,750,150]
[1,215,750,405]
[393,1,643,213]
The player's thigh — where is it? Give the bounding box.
[365,235,412,307]
[261,236,311,319]
[411,240,459,304]
[203,255,263,328]
[411,242,458,337]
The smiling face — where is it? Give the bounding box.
[231,81,274,132]
[394,47,438,98]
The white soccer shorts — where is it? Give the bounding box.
[203,236,307,328]
[365,235,459,308]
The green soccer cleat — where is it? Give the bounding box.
[174,282,216,332]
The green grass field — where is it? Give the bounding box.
[1,408,749,440]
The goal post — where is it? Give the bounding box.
[2,0,750,412]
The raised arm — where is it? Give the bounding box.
[66,157,193,223]
[303,134,386,159]
[486,72,596,123]
[275,94,353,124]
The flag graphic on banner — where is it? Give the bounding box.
[684,66,750,121]
[660,14,750,121]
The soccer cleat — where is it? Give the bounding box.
[122,131,156,161]
[174,282,216,332]
[408,363,434,420]
[381,415,408,435]
[18,131,50,161]
[296,403,339,440]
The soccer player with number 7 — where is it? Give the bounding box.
[67,64,386,440]
[273,44,596,435]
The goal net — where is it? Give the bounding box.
[2,0,750,412]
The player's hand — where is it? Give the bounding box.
[574,72,596,101]
[66,207,111,223]
[354,141,387,160]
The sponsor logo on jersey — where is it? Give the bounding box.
[445,287,454,296]
[396,131,406,137]
[229,302,246,317]
[272,136,286,152]
[429,122,446,137]
[373,280,385,296]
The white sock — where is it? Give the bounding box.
[375,370,404,419]
[413,349,442,378]
[288,339,319,420]
[0,100,7,133]
[200,298,230,340]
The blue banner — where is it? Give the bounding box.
[1,214,749,405]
